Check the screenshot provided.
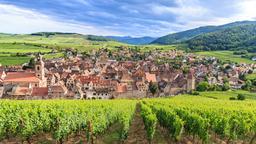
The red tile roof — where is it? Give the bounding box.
[78,76,101,84]
[49,85,65,92]
[31,87,48,96]
[145,73,157,82]
[116,83,127,93]
[4,72,39,83]
[12,87,31,96]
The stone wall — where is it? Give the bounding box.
[113,90,146,99]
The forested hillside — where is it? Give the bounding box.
[151,26,218,44]
[152,21,256,52]
[187,24,256,52]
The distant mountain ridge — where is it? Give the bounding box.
[152,21,256,45]
[30,32,113,41]
[106,36,157,45]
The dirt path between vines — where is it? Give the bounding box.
[124,105,148,144]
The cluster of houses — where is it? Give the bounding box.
[0,49,255,99]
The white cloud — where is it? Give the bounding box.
[148,0,211,32]
[150,0,208,19]
[156,0,256,34]
[234,0,256,20]
[189,0,256,27]
[0,3,121,35]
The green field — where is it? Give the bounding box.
[191,90,256,100]
[195,51,255,64]
[0,54,31,66]
[0,33,179,66]
[0,33,178,52]
[137,44,177,52]
[246,73,256,80]
[0,34,128,52]
[43,52,64,59]
[0,52,66,66]
[0,43,51,53]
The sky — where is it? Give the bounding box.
[0,0,256,37]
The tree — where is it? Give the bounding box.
[237,94,246,100]
[148,81,158,97]
[223,77,229,83]
[196,81,210,92]
[239,74,246,81]
[108,51,113,58]
[242,80,252,91]
[222,82,230,91]
[28,58,35,69]
[81,51,90,58]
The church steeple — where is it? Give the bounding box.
[187,69,195,92]
[35,54,45,80]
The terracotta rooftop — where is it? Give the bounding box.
[121,73,134,82]
[49,85,67,93]
[116,83,127,93]
[31,87,48,96]
[145,73,157,82]
[4,72,39,83]
[78,76,101,84]
[11,86,30,96]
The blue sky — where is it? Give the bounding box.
[0,0,255,37]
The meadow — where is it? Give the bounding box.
[0,33,179,65]
[0,34,128,52]
[43,52,65,59]
[0,54,31,66]
[137,44,177,52]
[195,51,255,64]
[246,73,256,80]
[191,90,256,100]
[0,43,51,53]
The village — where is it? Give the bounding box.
[0,48,255,100]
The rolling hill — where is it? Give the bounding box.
[106,36,156,45]
[0,32,128,52]
[187,24,256,52]
[151,21,256,46]
[151,26,219,44]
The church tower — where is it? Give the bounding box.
[35,54,47,87]
[187,69,195,92]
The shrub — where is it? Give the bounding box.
[229,97,236,100]
[196,81,210,92]
[237,94,246,100]
[190,91,200,95]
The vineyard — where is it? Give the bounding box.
[0,100,136,143]
[0,96,256,144]
[142,96,256,144]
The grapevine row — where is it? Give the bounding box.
[140,102,157,142]
[142,97,256,143]
[0,100,136,143]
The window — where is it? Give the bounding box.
[37,66,40,71]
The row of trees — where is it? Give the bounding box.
[196,81,230,92]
